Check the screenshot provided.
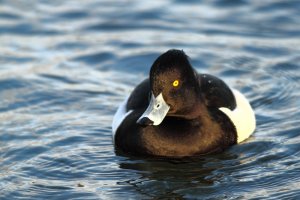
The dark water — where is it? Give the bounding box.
[1,0,300,199]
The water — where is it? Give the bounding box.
[0,0,299,199]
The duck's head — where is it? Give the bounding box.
[137,49,201,126]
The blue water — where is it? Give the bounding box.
[0,0,300,199]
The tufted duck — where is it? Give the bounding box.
[112,49,256,157]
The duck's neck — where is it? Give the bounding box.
[169,99,209,121]
[189,102,210,119]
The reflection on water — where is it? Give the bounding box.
[0,0,300,199]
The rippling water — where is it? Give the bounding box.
[1,0,300,199]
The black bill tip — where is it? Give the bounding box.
[137,117,154,127]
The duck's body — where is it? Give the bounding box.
[112,50,255,157]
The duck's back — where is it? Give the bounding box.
[199,73,256,144]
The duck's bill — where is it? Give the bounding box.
[137,92,170,126]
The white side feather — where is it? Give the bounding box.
[219,89,256,143]
[112,96,132,142]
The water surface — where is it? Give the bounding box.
[1,0,300,199]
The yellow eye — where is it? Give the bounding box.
[173,80,179,87]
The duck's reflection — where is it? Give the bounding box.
[116,150,240,199]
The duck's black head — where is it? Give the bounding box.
[137,49,202,126]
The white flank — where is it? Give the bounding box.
[112,96,132,142]
[219,89,256,143]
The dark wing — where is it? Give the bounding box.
[126,78,150,111]
[198,74,236,110]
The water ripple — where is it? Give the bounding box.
[0,0,300,199]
